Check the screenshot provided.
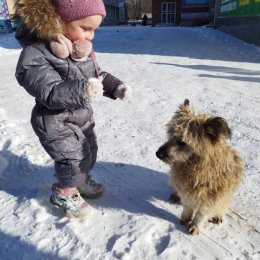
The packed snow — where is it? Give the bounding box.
[0,26,259,260]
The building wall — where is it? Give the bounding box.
[152,0,210,26]
[7,0,15,15]
[1,0,127,28]
[103,0,126,26]
[152,0,181,26]
[215,0,260,46]
[181,0,210,25]
[0,0,15,16]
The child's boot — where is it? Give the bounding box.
[78,175,104,199]
[50,184,88,218]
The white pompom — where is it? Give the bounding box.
[84,78,104,102]
[114,84,133,100]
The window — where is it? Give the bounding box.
[161,2,176,24]
[105,5,119,19]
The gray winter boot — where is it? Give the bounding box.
[78,175,104,199]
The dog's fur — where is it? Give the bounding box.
[156,99,244,235]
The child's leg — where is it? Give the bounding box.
[40,126,92,187]
[38,124,91,217]
[82,122,98,172]
[78,122,104,198]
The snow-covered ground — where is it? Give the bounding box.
[0,26,259,260]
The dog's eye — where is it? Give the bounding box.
[176,140,186,147]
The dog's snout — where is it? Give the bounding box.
[156,150,162,159]
[156,146,166,160]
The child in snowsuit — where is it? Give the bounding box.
[15,0,132,218]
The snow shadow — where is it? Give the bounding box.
[2,27,260,63]
[152,62,260,83]
[0,231,63,260]
[198,74,260,83]
[0,145,63,220]
[91,161,181,225]
[93,27,260,63]
[0,144,182,229]
[153,63,260,76]
[0,32,21,49]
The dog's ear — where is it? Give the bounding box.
[204,117,232,142]
[183,99,189,106]
[178,99,190,110]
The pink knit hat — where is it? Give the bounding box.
[53,0,106,22]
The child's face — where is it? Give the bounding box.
[64,15,102,42]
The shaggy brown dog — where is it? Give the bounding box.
[156,99,244,235]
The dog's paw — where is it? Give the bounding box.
[180,219,186,225]
[188,225,200,235]
[169,192,181,204]
[180,217,191,225]
[208,215,223,224]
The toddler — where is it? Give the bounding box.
[15,0,132,218]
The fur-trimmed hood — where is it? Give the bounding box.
[15,0,64,40]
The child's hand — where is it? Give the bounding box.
[84,78,104,102]
[114,84,132,101]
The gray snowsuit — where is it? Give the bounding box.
[15,26,123,187]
